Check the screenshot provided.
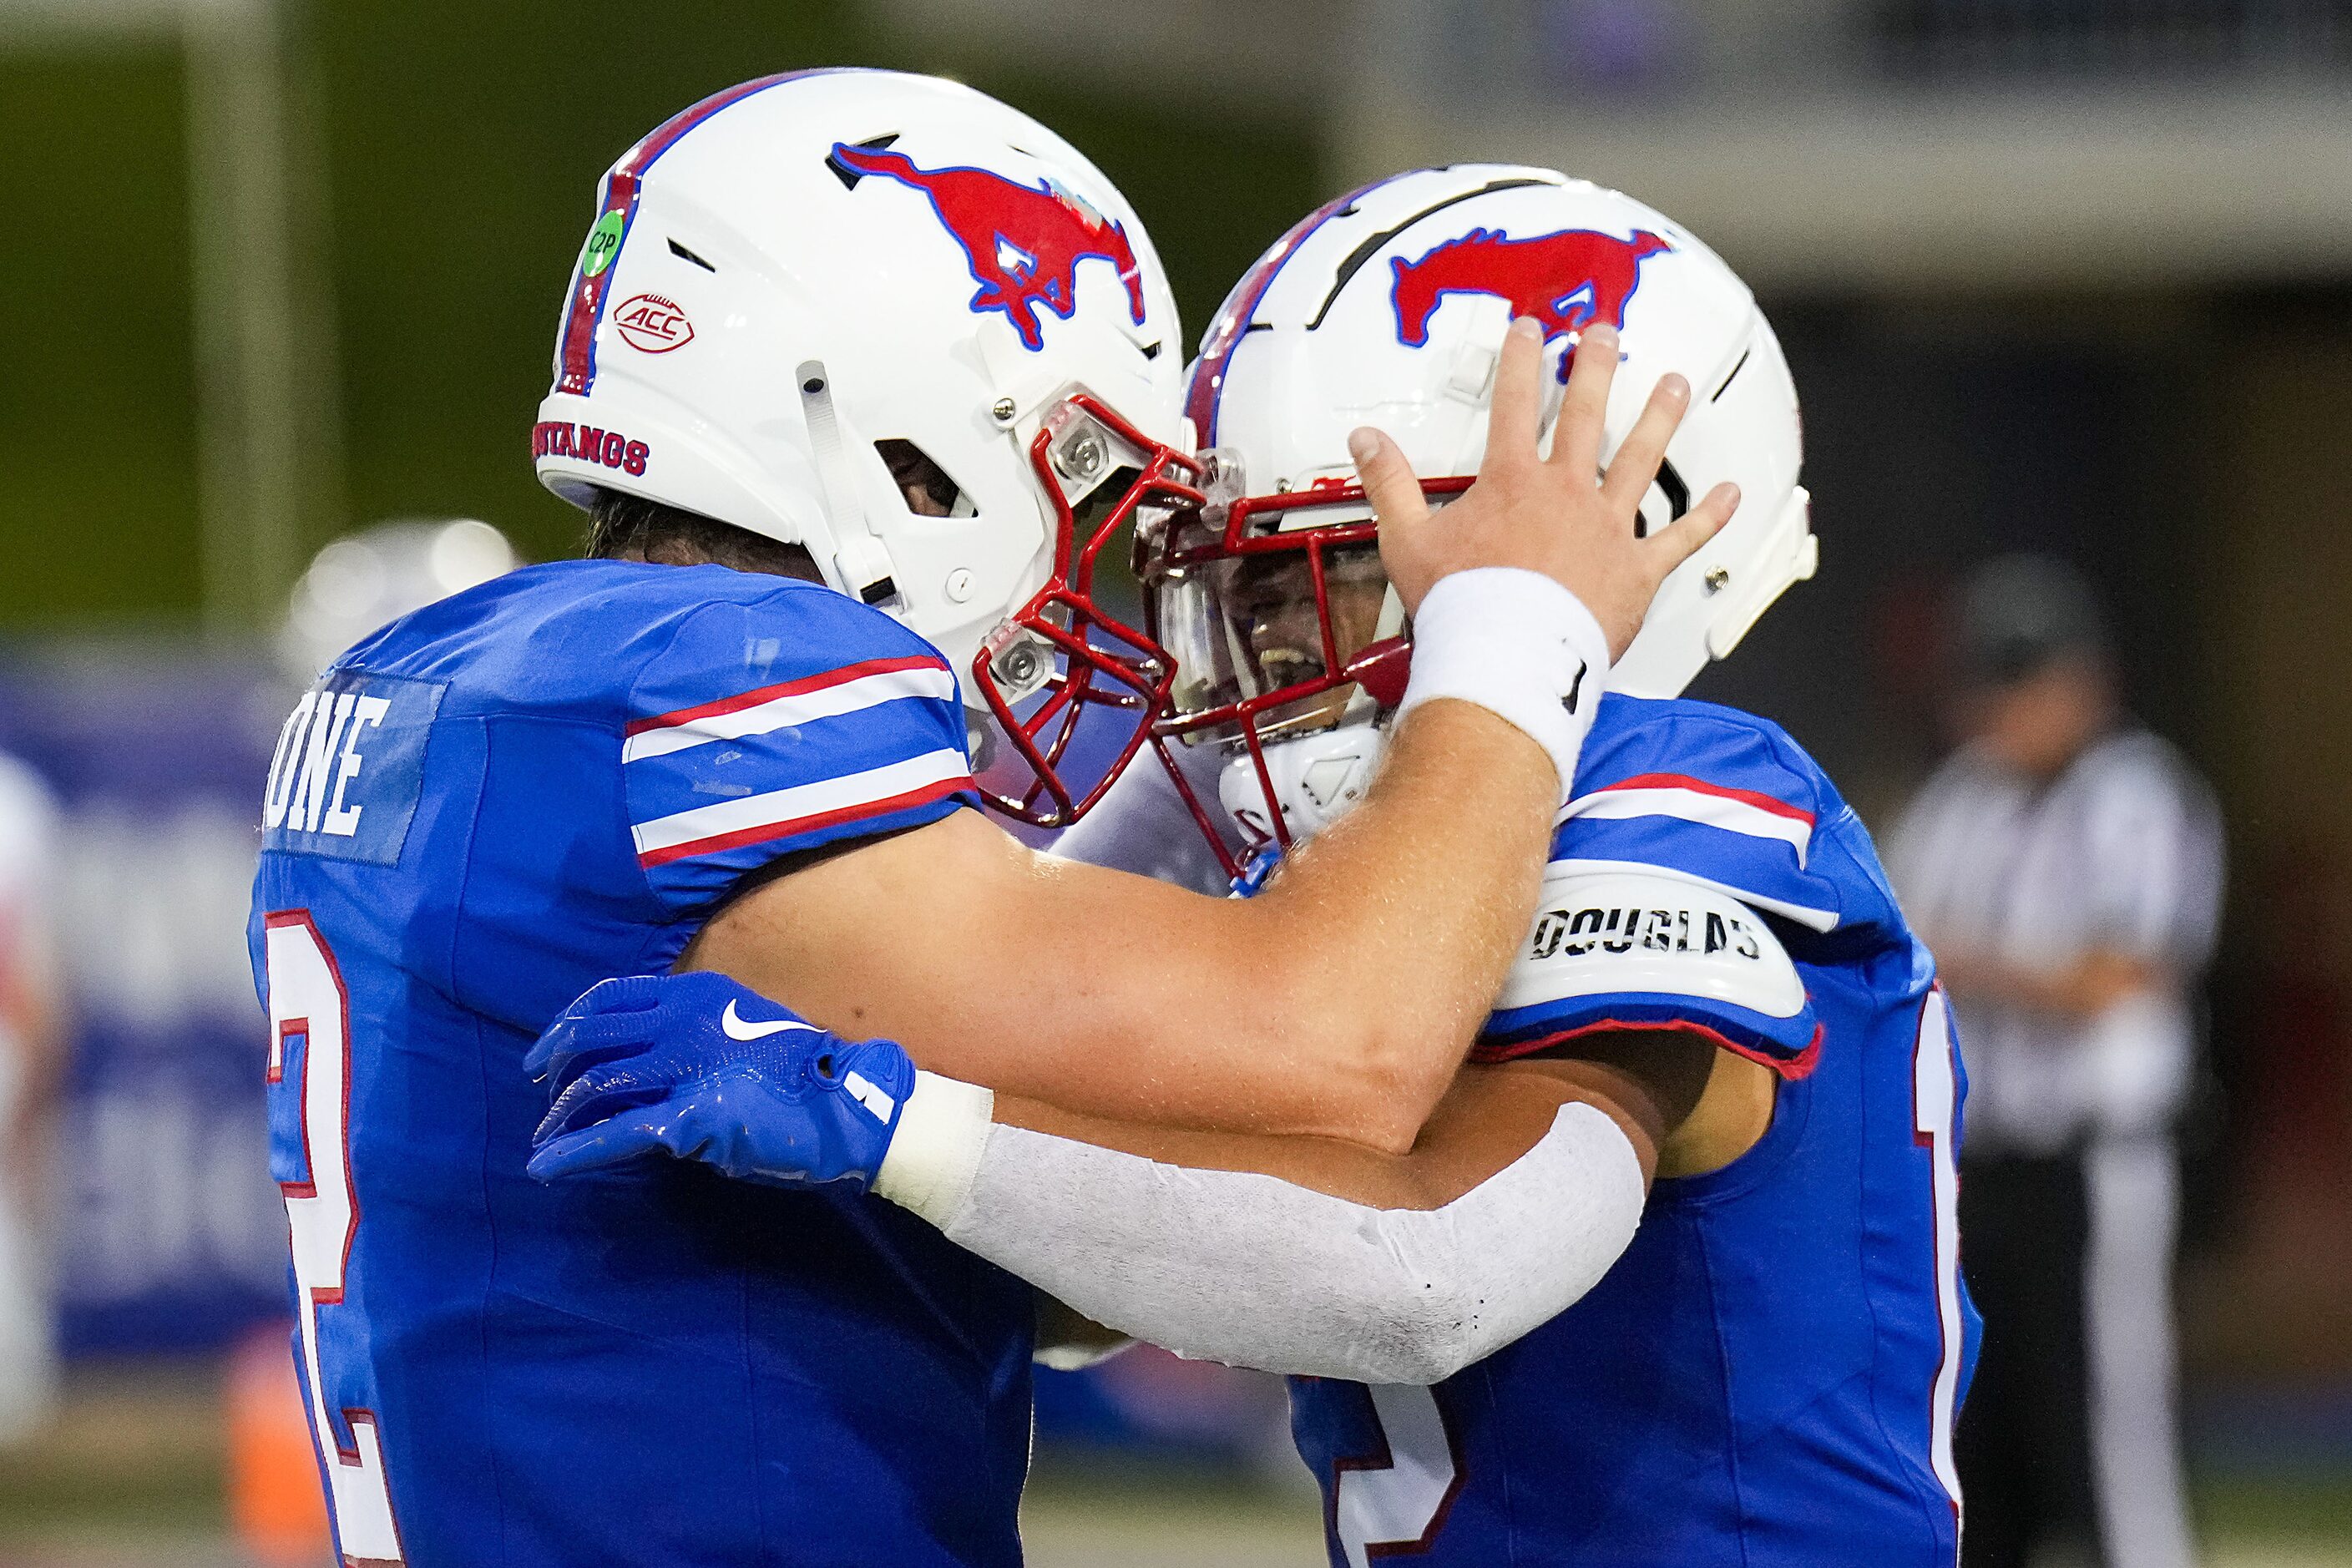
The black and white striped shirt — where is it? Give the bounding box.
[1888,726,2223,1155]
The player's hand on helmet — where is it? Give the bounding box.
[1354,316,1741,661]
[525,970,914,1191]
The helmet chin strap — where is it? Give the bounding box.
[1216,721,1389,850]
[794,359,899,609]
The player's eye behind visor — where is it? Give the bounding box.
[1139,476,1465,746]
[1151,543,1388,738]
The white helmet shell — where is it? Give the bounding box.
[533,68,1186,699]
[1188,164,1813,699]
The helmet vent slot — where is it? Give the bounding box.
[876,439,973,518]
[1657,459,1688,518]
[826,133,900,190]
[1304,176,1550,331]
[667,238,717,273]
[1712,347,1751,404]
[1633,458,1692,540]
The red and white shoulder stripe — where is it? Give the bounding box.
[622,655,959,763]
[1560,771,1817,866]
[630,749,972,867]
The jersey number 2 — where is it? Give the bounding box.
[265,912,407,1565]
[1332,1383,1463,1567]
[1913,989,1966,1521]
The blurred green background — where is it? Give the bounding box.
[0,0,1322,626]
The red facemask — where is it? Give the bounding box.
[1134,468,1473,878]
[966,392,1207,830]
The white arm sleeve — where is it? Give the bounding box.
[874,1082,1645,1384]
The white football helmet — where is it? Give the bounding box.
[534,68,1200,827]
[1136,164,1813,867]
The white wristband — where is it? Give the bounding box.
[872,1070,995,1226]
[1396,568,1608,800]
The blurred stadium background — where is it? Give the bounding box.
[3,0,2350,1562]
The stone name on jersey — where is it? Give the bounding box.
[260,673,446,866]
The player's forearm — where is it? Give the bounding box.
[1234,699,1560,1148]
[989,1055,1657,1209]
[524,979,1659,1382]
[690,559,1610,1151]
[994,701,1560,1154]
[692,704,1570,1156]
[1196,570,1611,1149]
[874,1065,1650,1382]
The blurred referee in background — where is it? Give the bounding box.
[1891,555,2224,1568]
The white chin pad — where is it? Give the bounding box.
[1217,725,1389,847]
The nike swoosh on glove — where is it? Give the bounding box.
[525,970,916,1191]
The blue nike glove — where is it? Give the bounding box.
[525,970,915,1191]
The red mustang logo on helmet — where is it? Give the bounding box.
[1390,226,1673,352]
[832,142,1146,352]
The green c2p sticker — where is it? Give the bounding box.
[580,210,626,279]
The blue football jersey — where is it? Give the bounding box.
[249,559,1036,1568]
[1289,695,1983,1567]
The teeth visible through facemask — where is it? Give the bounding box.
[1259,648,1323,682]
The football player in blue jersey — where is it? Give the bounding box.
[531,167,1982,1567]
[250,76,1737,1568]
